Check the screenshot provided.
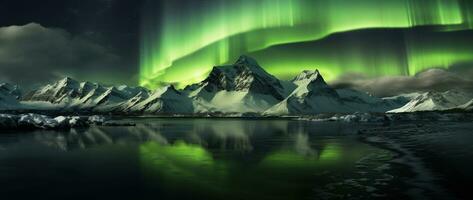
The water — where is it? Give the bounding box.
[0,118,406,199]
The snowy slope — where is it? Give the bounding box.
[388,90,473,113]
[184,55,296,113]
[265,70,402,115]
[21,77,192,114]
[265,70,345,115]
[125,85,193,114]
[23,77,150,111]
[18,56,473,115]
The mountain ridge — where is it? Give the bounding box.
[388,90,473,113]
[1,56,471,114]
[183,55,296,113]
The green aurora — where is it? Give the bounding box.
[140,0,473,88]
[139,140,369,199]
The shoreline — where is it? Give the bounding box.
[357,121,473,200]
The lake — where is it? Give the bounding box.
[0,118,468,200]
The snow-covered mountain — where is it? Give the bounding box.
[264,70,401,115]
[0,83,21,110]
[388,90,473,113]
[15,56,413,115]
[123,85,193,114]
[184,55,295,113]
[265,70,344,115]
[23,77,149,112]
[14,56,473,115]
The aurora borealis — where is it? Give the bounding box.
[140,0,473,88]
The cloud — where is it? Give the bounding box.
[0,23,123,88]
[330,68,473,97]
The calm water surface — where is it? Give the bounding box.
[0,118,405,200]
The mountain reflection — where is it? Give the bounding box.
[0,118,380,200]
[26,119,360,160]
[294,133,317,157]
[29,119,289,152]
[136,119,367,200]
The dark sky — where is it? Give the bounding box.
[0,0,147,87]
[1,0,473,96]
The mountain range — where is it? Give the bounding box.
[388,90,473,113]
[1,56,472,115]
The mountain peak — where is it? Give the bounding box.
[59,77,75,83]
[57,77,79,88]
[208,55,267,75]
[292,70,322,82]
[292,69,329,88]
[164,85,180,94]
[235,55,259,67]
[388,90,473,113]
[186,55,287,101]
[149,85,180,97]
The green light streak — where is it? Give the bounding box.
[260,143,342,168]
[139,140,377,199]
[319,144,342,160]
[141,0,473,88]
[140,141,227,192]
[140,141,217,172]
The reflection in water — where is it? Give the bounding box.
[0,119,397,200]
[319,143,342,161]
[140,141,227,196]
[294,133,316,156]
[134,119,383,199]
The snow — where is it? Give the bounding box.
[18,113,60,129]
[0,113,112,130]
[388,91,473,113]
[54,116,69,125]
[184,55,293,113]
[23,77,151,112]
[265,71,401,115]
[203,91,279,113]
[4,56,473,115]
[292,70,323,86]
[0,114,19,128]
[128,85,193,114]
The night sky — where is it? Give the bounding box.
[0,0,145,87]
[1,0,473,96]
